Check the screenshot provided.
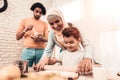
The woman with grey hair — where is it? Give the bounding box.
[35,9,93,74]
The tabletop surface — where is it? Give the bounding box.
[21,66,120,80]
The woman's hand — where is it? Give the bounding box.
[77,58,92,74]
[33,57,49,71]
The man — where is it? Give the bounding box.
[16,2,48,67]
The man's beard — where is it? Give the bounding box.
[34,15,40,20]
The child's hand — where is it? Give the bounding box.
[77,58,92,74]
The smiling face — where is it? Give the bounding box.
[62,27,82,52]
[47,15,64,32]
[64,35,80,52]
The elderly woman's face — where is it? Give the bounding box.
[47,15,64,31]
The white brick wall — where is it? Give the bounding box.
[0,0,51,68]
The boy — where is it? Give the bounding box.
[48,26,86,67]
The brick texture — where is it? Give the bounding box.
[0,0,50,68]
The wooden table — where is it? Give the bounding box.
[21,65,120,80]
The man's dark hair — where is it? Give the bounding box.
[30,2,46,15]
